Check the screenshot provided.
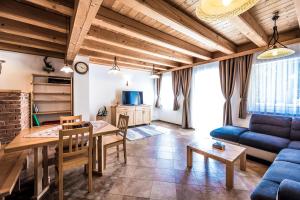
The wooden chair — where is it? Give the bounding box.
[55,125,93,200]
[60,115,82,124]
[103,114,129,169]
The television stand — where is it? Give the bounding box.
[111,105,151,126]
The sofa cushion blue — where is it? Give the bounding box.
[239,131,290,153]
[278,179,300,200]
[290,117,300,140]
[250,180,279,200]
[288,141,300,150]
[210,126,248,142]
[275,149,300,164]
[249,114,292,138]
[263,161,300,183]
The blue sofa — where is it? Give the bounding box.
[210,114,300,200]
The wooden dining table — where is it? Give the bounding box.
[4,122,119,200]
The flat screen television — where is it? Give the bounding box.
[122,91,143,105]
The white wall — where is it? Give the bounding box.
[73,56,90,121]
[0,50,66,92]
[88,64,156,122]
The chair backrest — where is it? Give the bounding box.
[118,114,129,139]
[60,115,82,124]
[58,125,93,163]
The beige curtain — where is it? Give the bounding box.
[181,68,193,129]
[155,74,162,108]
[219,58,237,125]
[238,54,253,119]
[172,71,181,111]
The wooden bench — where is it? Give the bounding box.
[0,150,27,200]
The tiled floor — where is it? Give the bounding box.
[11,121,269,200]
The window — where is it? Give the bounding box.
[191,62,224,135]
[160,72,173,110]
[248,44,300,116]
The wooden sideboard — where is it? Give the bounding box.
[111,105,151,126]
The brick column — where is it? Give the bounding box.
[0,90,30,144]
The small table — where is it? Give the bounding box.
[187,139,246,190]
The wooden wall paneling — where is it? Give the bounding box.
[120,0,236,54]
[0,1,67,33]
[82,39,179,67]
[86,27,193,64]
[93,7,212,60]
[0,42,65,59]
[66,0,104,62]
[0,18,66,45]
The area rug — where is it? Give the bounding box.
[126,125,167,141]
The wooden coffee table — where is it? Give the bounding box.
[187,139,246,190]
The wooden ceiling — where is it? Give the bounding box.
[0,0,300,72]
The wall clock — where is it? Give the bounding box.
[74,62,89,74]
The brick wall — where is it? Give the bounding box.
[0,90,30,144]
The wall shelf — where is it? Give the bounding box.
[33,92,71,95]
[34,110,72,115]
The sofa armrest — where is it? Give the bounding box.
[277,179,300,200]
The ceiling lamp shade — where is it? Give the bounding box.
[257,12,295,60]
[60,64,73,73]
[108,57,121,74]
[150,65,160,79]
[196,0,259,22]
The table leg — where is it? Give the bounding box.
[226,163,234,190]
[42,146,49,188]
[187,146,193,168]
[240,152,246,171]
[92,137,97,171]
[33,146,50,200]
[97,135,103,176]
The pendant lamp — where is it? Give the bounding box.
[150,65,159,79]
[257,12,295,60]
[196,0,259,22]
[60,63,73,73]
[108,57,121,74]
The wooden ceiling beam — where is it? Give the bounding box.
[90,57,152,72]
[86,27,193,64]
[21,0,74,16]
[294,0,300,29]
[67,0,104,62]
[0,1,67,33]
[229,12,268,47]
[120,0,236,54]
[93,7,212,60]
[79,49,168,71]
[0,32,66,53]
[82,39,179,67]
[0,42,64,59]
[162,29,300,73]
[0,18,66,45]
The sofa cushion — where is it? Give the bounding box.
[278,179,300,200]
[250,180,279,200]
[290,117,300,140]
[263,161,300,183]
[210,126,248,142]
[239,131,290,153]
[249,114,292,138]
[288,141,300,150]
[275,148,300,164]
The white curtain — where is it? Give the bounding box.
[191,62,224,135]
[248,43,300,116]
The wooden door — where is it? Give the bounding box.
[142,108,151,124]
[126,110,135,126]
[135,109,144,125]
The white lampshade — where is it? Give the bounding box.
[150,74,160,79]
[60,65,73,73]
[257,47,295,60]
[196,0,259,22]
